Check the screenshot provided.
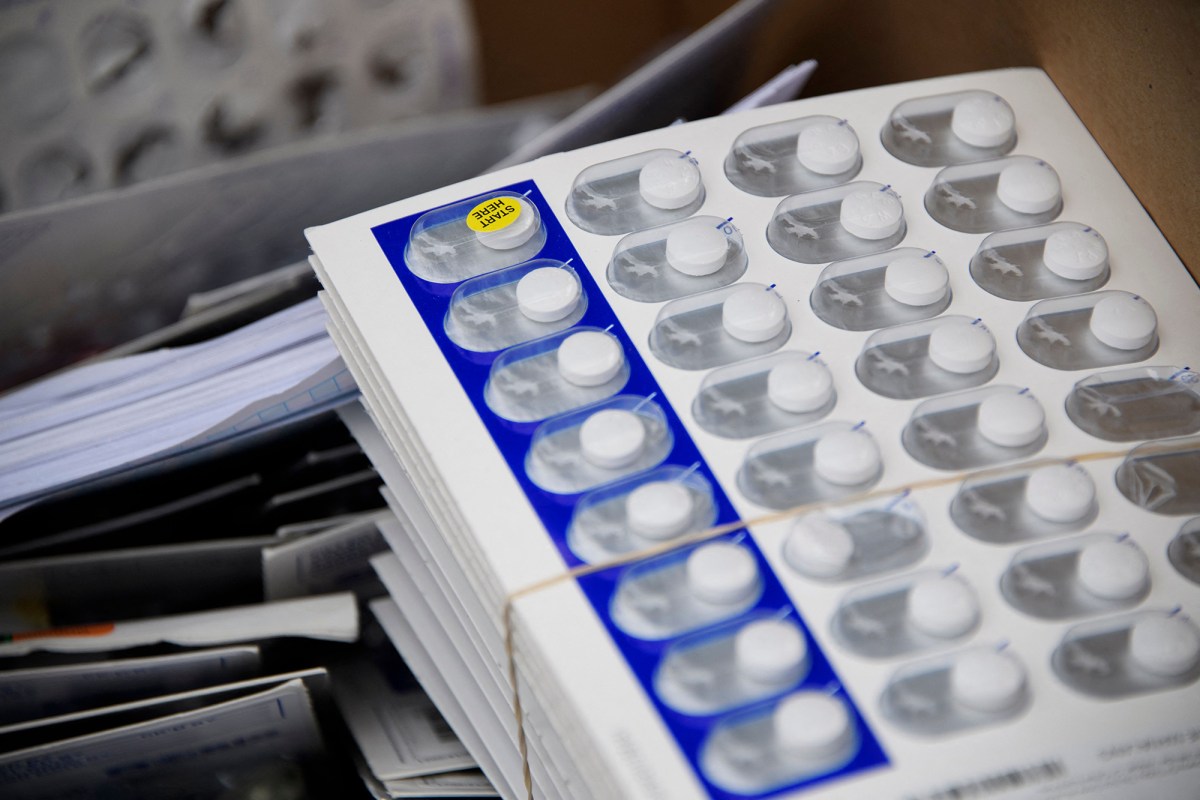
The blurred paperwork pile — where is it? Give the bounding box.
[0,329,492,796]
[0,1,788,797]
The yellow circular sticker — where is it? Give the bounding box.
[466,196,522,233]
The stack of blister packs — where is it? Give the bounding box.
[309,66,1200,800]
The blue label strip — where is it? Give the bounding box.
[372,180,888,798]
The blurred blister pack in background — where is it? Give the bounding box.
[0,0,479,211]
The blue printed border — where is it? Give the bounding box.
[372,180,888,798]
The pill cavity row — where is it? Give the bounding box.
[395,186,885,793]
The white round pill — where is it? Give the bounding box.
[996,161,1061,215]
[951,649,1027,713]
[839,188,904,240]
[638,154,702,210]
[686,542,759,606]
[976,392,1045,448]
[626,481,694,541]
[1024,464,1095,523]
[1089,294,1157,350]
[476,197,539,250]
[1077,539,1148,601]
[927,319,995,374]
[1129,615,1200,677]
[813,429,881,486]
[884,255,949,306]
[773,692,852,759]
[722,286,788,343]
[951,95,1016,148]
[783,514,855,578]
[736,619,808,684]
[1043,228,1108,281]
[767,359,834,414]
[665,220,729,276]
[515,267,580,323]
[557,331,624,387]
[795,121,860,175]
[579,409,645,469]
[908,574,979,639]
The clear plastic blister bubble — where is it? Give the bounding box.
[648,283,791,370]
[1017,291,1159,371]
[781,492,928,582]
[724,115,862,197]
[950,462,1098,544]
[564,148,705,235]
[766,181,906,264]
[609,537,762,640]
[18,143,95,206]
[1167,518,1200,586]
[404,191,546,283]
[692,351,835,439]
[811,248,951,331]
[699,690,859,795]
[831,568,981,658]
[924,156,1062,233]
[483,327,629,422]
[1115,435,1200,515]
[855,316,998,400]
[524,395,672,495]
[654,612,810,716]
[1000,533,1150,620]
[114,121,188,186]
[0,32,72,126]
[565,465,716,564]
[1065,366,1200,442]
[443,259,585,353]
[737,422,882,510]
[969,222,1109,300]
[902,386,1047,471]
[880,645,1030,736]
[606,215,747,302]
[81,11,157,94]
[882,90,1017,167]
[1052,609,1200,698]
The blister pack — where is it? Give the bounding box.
[311,69,1200,799]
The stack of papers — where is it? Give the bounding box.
[0,297,355,515]
[1,672,333,799]
[0,316,498,798]
[334,650,497,798]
